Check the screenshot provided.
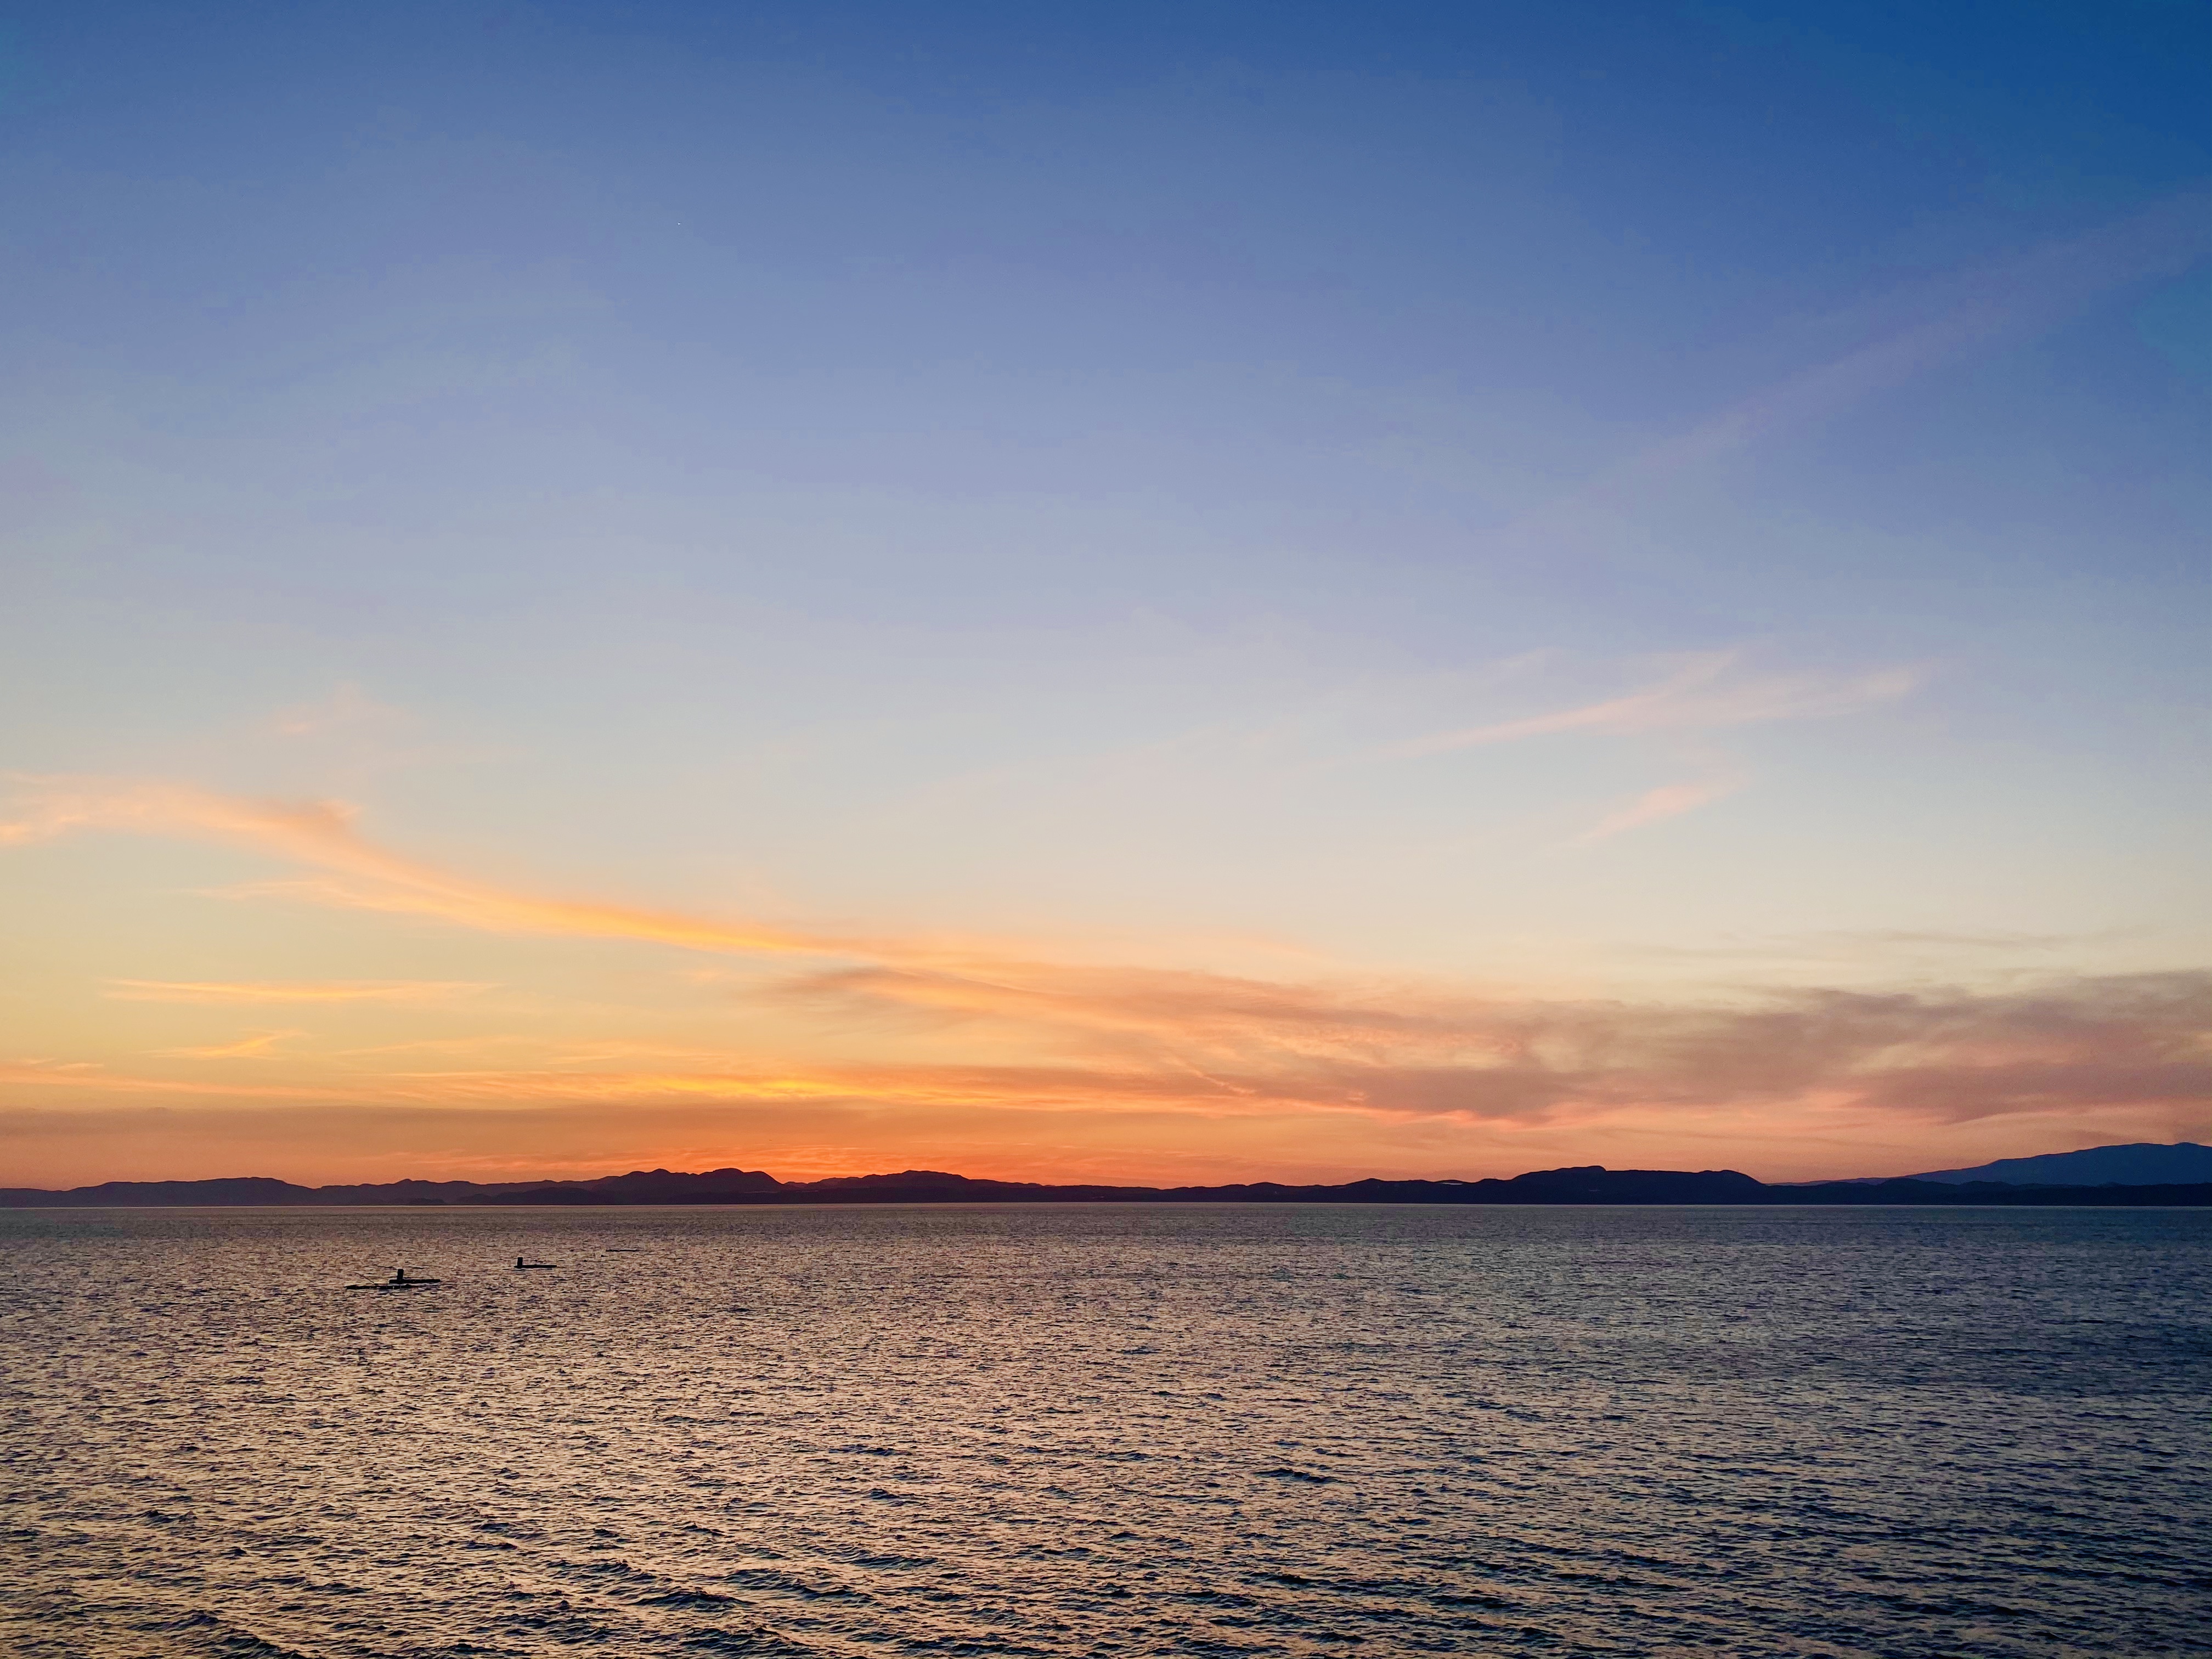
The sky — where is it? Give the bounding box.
[1,1,2206,1188]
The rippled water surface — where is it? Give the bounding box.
[2,1204,2207,1658]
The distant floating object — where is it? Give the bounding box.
[514,1257,557,1269]
[348,1267,441,1291]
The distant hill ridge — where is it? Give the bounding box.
[2,1147,2208,1207]
[1898,1142,2212,1186]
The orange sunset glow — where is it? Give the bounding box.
[3,762,2202,1187]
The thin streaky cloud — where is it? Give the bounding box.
[3,777,893,962]
[9,971,2202,1135]
[2,776,1183,973]
[778,967,2210,1129]
[332,1036,538,1058]
[0,1061,346,1100]
[1566,191,2212,505]
[155,1031,300,1059]
[105,979,493,1004]
[12,779,2200,1147]
[1571,776,1744,845]
[273,682,406,738]
[1385,653,1920,759]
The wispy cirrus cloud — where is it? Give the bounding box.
[1384,651,1920,759]
[5,775,2202,1152]
[1571,775,1745,846]
[3,776,883,960]
[272,682,407,738]
[1601,191,2211,488]
[0,1060,345,1101]
[17,968,2203,1138]
[1357,196,2212,843]
[774,963,2210,1130]
[1460,193,2211,558]
[155,1030,300,1059]
[105,979,492,1004]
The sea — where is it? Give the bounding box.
[1,1203,2206,1658]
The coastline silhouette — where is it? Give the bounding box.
[9,1144,2207,1209]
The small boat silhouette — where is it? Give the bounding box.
[514,1256,558,1269]
[347,1267,441,1291]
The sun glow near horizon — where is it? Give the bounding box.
[3,760,2202,1188]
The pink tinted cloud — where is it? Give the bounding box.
[1386,652,1918,759]
[782,962,2210,1131]
[24,951,2202,1141]
[1572,776,1745,845]
[5,777,2202,1161]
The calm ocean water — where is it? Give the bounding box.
[1,1204,2205,1658]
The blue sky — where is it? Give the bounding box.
[1,2,2205,1185]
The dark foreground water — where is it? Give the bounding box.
[1,1205,2206,1659]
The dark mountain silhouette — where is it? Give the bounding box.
[1491,1165,1767,1201]
[478,1165,1778,1205]
[3,1151,2205,1207]
[0,1176,323,1206]
[1898,1142,2212,1186]
[0,1167,785,1208]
